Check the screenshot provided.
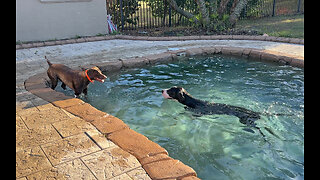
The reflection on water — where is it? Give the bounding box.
[57,55,304,179]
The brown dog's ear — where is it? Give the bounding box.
[91,66,102,73]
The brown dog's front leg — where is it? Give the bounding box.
[61,83,66,90]
[74,92,81,98]
[47,74,58,90]
[74,86,81,98]
[50,78,58,90]
[83,88,88,95]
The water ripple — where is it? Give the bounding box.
[78,55,304,180]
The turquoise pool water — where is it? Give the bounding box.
[59,55,304,179]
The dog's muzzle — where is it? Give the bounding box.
[162,89,172,99]
[94,74,107,83]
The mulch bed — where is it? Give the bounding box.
[120,27,261,37]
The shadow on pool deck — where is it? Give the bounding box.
[16,35,303,180]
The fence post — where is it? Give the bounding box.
[120,0,124,31]
[272,0,276,16]
[169,3,172,27]
[297,0,301,13]
[163,0,167,26]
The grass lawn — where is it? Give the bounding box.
[236,14,304,38]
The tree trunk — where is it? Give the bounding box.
[230,0,239,14]
[218,0,230,17]
[195,0,210,27]
[167,0,199,24]
[209,0,218,15]
[229,0,248,26]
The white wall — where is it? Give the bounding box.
[16,0,108,42]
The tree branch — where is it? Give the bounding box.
[195,0,210,26]
[229,0,248,26]
[218,0,231,16]
[167,0,199,24]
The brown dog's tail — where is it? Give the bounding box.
[45,56,52,66]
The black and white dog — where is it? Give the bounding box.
[162,86,266,136]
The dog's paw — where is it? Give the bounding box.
[45,79,51,88]
[242,128,255,134]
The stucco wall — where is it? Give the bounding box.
[16,0,108,42]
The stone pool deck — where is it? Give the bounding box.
[16,35,304,179]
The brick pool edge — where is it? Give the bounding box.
[24,45,303,180]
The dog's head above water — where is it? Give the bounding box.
[162,86,188,103]
[162,86,208,108]
[86,66,107,83]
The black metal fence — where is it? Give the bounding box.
[241,0,304,19]
[106,0,304,31]
[106,0,197,30]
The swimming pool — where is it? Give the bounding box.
[58,55,304,179]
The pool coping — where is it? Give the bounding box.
[23,40,304,180]
[16,34,304,50]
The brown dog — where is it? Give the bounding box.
[45,56,107,97]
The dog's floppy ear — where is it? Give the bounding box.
[176,88,186,103]
[91,66,101,72]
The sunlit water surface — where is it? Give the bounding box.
[58,55,304,179]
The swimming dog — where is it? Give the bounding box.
[45,56,107,98]
[162,86,265,135]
